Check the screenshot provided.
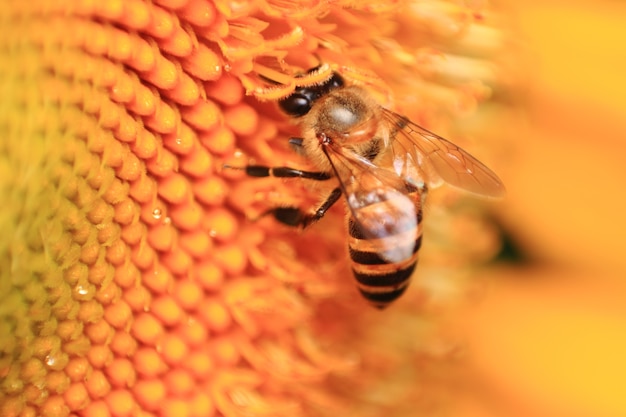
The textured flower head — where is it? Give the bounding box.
[0,1,506,416]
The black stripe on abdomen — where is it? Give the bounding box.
[353,261,417,309]
[358,285,409,306]
[351,254,418,309]
[353,261,417,287]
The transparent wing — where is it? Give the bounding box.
[322,145,419,263]
[382,109,505,198]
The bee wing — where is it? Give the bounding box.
[324,147,419,263]
[382,109,505,198]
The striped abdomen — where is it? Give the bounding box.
[348,199,423,309]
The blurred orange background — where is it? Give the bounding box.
[455,1,626,416]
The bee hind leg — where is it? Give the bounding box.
[263,187,342,228]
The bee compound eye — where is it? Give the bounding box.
[326,73,345,90]
[278,93,312,117]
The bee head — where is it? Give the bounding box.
[278,71,345,117]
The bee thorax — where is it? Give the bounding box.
[325,106,360,130]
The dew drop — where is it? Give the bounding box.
[223,63,231,72]
[208,229,217,238]
[73,283,93,300]
[152,208,162,220]
[44,352,67,371]
[45,354,57,367]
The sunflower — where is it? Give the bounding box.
[0,1,507,416]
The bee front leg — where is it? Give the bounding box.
[224,164,332,181]
[263,187,342,229]
[223,150,339,227]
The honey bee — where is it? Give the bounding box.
[230,68,505,308]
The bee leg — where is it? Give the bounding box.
[264,187,342,228]
[226,164,332,181]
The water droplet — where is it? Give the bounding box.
[73,283,93,300]
[209,229,217,238]
[45,355,57,367]
[223,63,231,72]
[44,353,67,371]
[76,285,89,296]
[163,216,172,225]
[175,137,183,146]
[152,208,162,220]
